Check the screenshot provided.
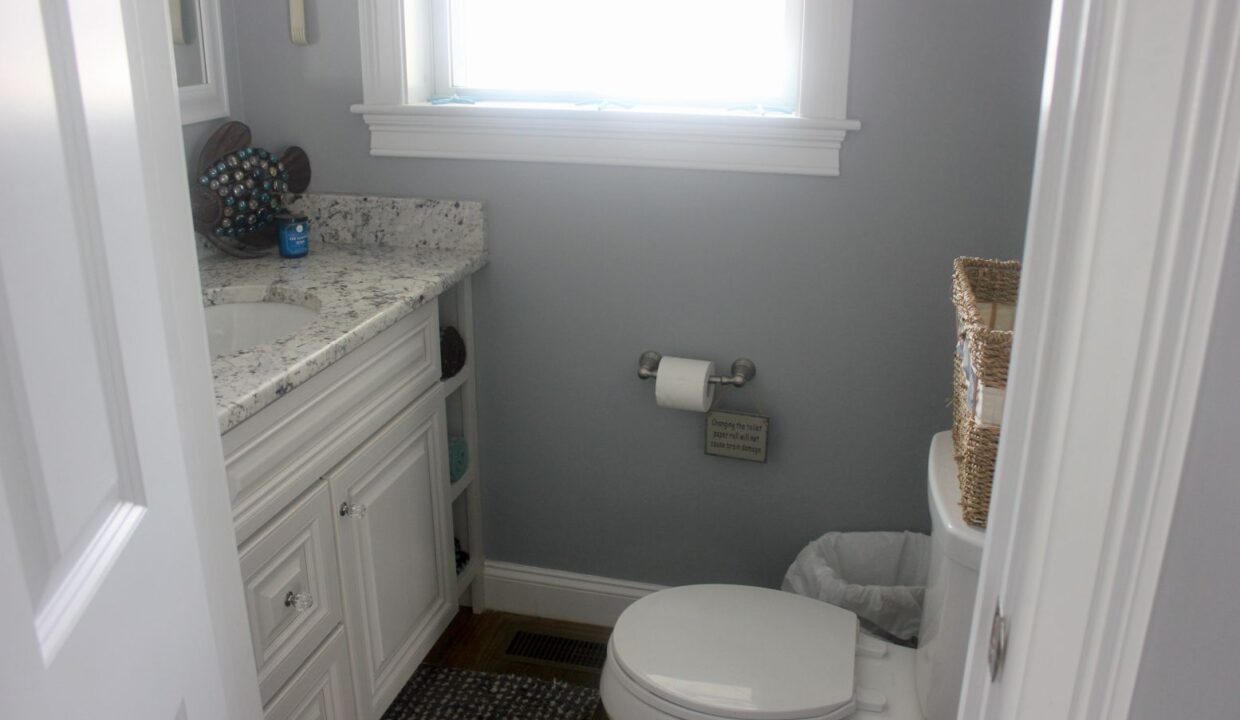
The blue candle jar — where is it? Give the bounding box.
[276,213,309,258]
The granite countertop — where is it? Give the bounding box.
[202,193,486,434]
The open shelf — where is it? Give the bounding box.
[437,276,484,611]
[456,559,479,597]
[449,464,476,503]
[444,380,472,497]
[444,378,465,434]
[440,363,472,398]
[450,477,481,601]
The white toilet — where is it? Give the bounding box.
[601,431,985,720]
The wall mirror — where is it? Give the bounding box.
[171,0,229,124]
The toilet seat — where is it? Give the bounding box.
[603,650,857,720]
[606,585,860,720]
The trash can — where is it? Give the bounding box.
[782,531,931,644]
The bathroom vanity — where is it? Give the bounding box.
[201,195,487,720]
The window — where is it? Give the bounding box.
[355,0,859,175]
[438,0,802,111]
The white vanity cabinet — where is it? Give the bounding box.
[223,303,442,544]
[221,297,468,720]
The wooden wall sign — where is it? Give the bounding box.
[705,410,770,463]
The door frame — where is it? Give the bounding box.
[123,0,263,717]
[959,0,1240,717]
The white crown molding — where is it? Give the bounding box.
[483,561,664,627]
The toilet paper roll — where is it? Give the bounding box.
[654,357,716,412]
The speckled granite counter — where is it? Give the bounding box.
[202,194,486,434]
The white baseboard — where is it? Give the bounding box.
[483,561,665,627]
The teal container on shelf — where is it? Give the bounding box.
[448,436,468,483]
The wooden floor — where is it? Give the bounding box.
[423,608,614,720]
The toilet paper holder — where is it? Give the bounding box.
[637,351,757,388]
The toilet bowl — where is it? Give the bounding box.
[601,432,984,720]
[600,584,922,720]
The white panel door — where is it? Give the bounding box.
[958,0,1240,718]
[329,396,456,720]
[0,0,256,718]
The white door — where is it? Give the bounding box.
[0,1,260,718]
[958,0,1240,717]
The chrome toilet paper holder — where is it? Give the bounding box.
[637,351,757,388]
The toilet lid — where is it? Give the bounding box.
[611,585,858,720]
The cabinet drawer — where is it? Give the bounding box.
[225,301,440,543]
[264,626,356,720]
[328,392,456,720]
[240,481,344,705]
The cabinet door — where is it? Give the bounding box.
[328,394,455,720]
[264,626,356,720]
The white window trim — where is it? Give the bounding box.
[177,0,230,125]
[352,0,860,176]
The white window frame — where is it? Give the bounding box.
[176,0,231,124]
[352,0,860,176]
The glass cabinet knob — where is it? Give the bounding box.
[284,591,314,612]
[339,502,367,519]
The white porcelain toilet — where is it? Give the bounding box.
[601,431,985,720]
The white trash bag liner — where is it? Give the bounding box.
[782,531,931,642]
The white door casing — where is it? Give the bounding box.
[0,0,261,718]
[959,0,1240,717]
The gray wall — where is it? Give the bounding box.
[198,0,1051,587]
[1130,222,1240,717]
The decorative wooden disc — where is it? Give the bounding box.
[280,147,312,194]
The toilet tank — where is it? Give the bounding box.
[915,432,986,720]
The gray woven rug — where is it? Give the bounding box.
[382,665,600,720]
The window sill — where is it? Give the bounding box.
[350,103,860,176]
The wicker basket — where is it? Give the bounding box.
[951,257,1021,527]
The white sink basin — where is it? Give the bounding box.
[203,286,321,357]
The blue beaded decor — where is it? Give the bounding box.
[191,121,311,258]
